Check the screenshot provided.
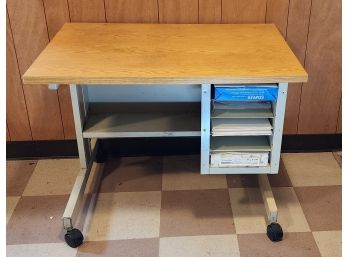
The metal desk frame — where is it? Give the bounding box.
[59,82,288,244]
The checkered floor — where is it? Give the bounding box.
[7,152,342,257]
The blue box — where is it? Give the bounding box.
[214,86,278,101]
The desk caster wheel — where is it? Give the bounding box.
[65,228,84,248]
[267,222,283,242]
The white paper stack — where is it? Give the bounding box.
[211,118,272,136]
[211,152,269,167]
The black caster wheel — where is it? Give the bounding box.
[267,222,283,242]
[65,228,84,248]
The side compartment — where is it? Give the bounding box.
[200,83,288,175]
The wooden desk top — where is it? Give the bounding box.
[23,23,307,85]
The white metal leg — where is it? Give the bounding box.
[70,84,91,169]
[62,85,95,231]
[259,173,283,242]
[200,84,211,174]
[63,167,91,230]
[270,83,288,173]
[259,83,287,241]
[258,174,278,223]
[61,84,101,247]
[62,139,98,230]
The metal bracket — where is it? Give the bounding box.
[48,84,60,90]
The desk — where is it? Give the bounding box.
[23,23,307,247]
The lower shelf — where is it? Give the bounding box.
[210,151,269,168]
[210,136,271,152]
[211,108,274,119]
[209,165,271,174]
[83,112,201,138]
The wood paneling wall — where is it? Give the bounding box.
[6,0,342,141]
[105,0,158,23]
[158,0,199,23]
[7,0,64,140]
[297,0,342,134]
[282,0,311,134]
[6,10,32,141]
[337,101,342,133]
[222,0,267,23]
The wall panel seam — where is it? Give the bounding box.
[157,0,160,23]
[7,122,11,141]
[197,0,199,23]
[265,0,268,23]
[41,0,51,41]
[285,0,290,38]
[296,0,313,133]
[66,0,72,21]
[103,0,107,22]
[335,96,342,132]
[55,90,66,138]
[284,0,297,134]
[6,6,33,140]
[220,0,222,23]
[41,0,66,138]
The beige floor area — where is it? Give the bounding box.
[6,152,342,257]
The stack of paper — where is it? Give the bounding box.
[214,85,278,102]
[211,152,269,167]
[211,118,272,136]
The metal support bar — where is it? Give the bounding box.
[270,83,288,173]
[62,84,95,231]
[259,174,278,223]
[63,167,90,230]
[62,139,98,230]
[200,84,211,174]
[70,84,91,169]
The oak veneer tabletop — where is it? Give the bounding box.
[23,23,307,85]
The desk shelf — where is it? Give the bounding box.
[211,108,274,119]
[210,136,271,152]
[83,112,200,138]
[209,165,271,174]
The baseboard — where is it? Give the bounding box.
[6,140,79,159]
[281,134,342,152]
[7,134,342,160]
